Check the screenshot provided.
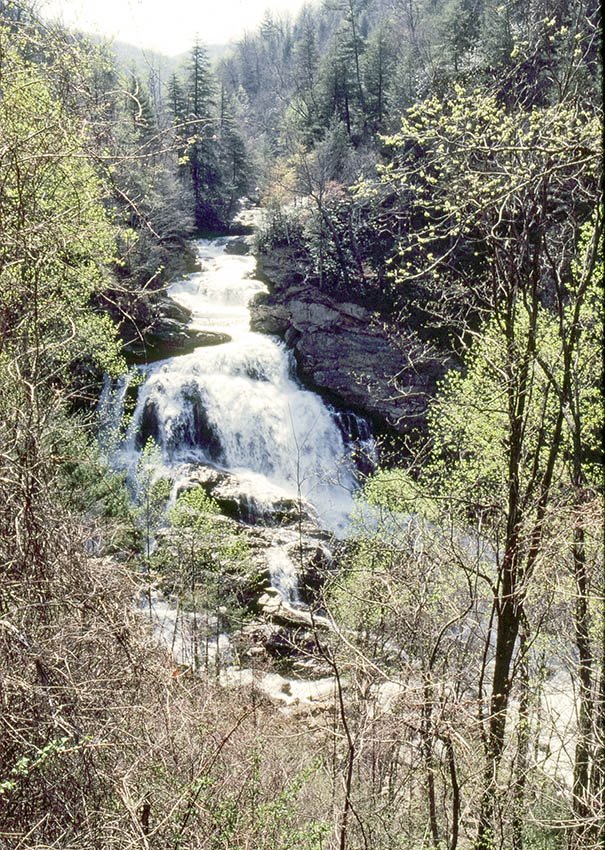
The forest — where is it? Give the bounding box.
[0,0,602,848]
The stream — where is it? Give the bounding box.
[99,221,375,612]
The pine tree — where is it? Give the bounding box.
[292,11,322,140]
[363,23,396,133]
[217,85,249,220]
[185,41,222,231]
[125,71,156,141]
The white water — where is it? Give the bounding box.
[102,235,366,538]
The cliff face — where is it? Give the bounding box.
[250,251,448,432]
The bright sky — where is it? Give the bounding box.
[39,0,311,55]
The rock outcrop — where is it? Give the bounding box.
[251,258,448,431]
[174,463,335,600]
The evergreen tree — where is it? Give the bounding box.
[317,0,372,140]
[167,71,187,123]
[436,0,481,72]
[292,11,322,140]
[125,70,156,141]
[185,41,222,231]
[362,22,396,132]
[318,32,356,138]
[217,86,250,218]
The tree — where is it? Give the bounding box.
[376,85,602,847]
[150,486,255,673]
[0,33,122,384]
[185,41,222,231]
[436,0,481,72]
[362,23,396,133]
[318,32,357,138]
[124,69,156,140]
[324,0,369,122]
[217,86,250,220]
[169,40,251,232]
[0,26,126,843]
[292,9,322,140]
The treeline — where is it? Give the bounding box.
[219,0,601,305]
[0,1,253,368]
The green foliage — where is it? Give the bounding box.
[1,4,602,849]
[137,440,172,508]
[0,33,124,382]
[54,419,138,544]
[167,41,250,232]
[255,207,306,253]
[423,223,603,519]
[0,737,71,797]
[379,87,600,296]
[170,486,221,527]
[153,486,256,635]
[257,145,390,302]
[363,23,396,132]
[132,439,173,562]
[161,486,253,576]
[435,0,480,71]
[362,468,438,522]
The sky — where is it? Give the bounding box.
[39,0,311,55]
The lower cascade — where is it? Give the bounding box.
[100,233,375,541]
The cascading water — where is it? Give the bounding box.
[101,234,373,548]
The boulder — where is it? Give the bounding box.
[173,465,336,612]
[257,589,332,631]
[153,294,192,323]
[234,621,318,662]
[123,292,231,363]
[288,298,342,329]
[224,237,251,255]
[249,294,291,336]
[176,465,317,527]
[148,323,229,352]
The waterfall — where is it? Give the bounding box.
[329,406,379,477]
[98,371,133,453]
[102,233,376,608]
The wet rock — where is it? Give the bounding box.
[249,293,290,336]
[154,295,191,323]
[291,657,334,678]
[126,325,231,363]
[176,465,317,527]
[224,237,251,255]
[257,589,333,630]
[135,399,161,450]
[179,388,225,462]
[235,621,301,661]
[298,545,334,603]
[233,621,331,670]
[124,294,231,363]
[172,465,337,617]
[229,208,260,235]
